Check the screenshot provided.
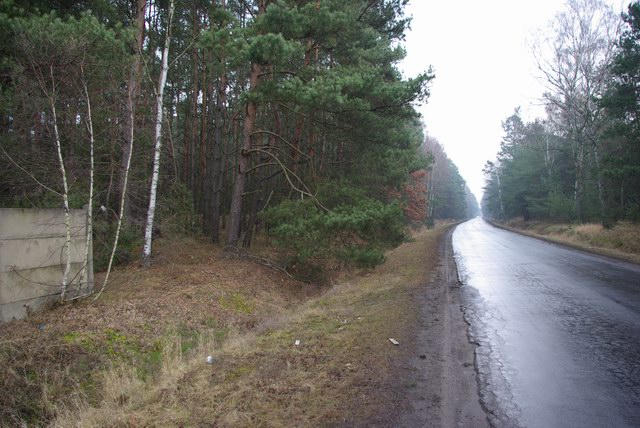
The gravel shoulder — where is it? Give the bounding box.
[395,226,488,427]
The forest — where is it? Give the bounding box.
[482,0,640,227]
[0,0,476,286]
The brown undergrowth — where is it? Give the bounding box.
[1,224,450,427]
[501,218,640,264]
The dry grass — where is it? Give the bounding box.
[1,224,451,427]
[0,237,314,426]
[503,218,640,264]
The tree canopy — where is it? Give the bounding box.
[0,0,476,279]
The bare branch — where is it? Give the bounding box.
[247,148,329,212]
[0,144,62,197]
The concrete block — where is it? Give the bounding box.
[0,207,94,322]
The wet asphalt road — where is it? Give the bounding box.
[452,218,640,428]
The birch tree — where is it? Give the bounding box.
[119,0,147,221]
[535,0,619,222]
[3,1,436,276]
[81,67,94,294]
[47,73,72,301]
[9,12,129,300]
[93,1,148,298]
[142,0,175,267]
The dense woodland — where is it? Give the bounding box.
[424,136,478,224]
[0,0,476,287]
[483,0,640,226]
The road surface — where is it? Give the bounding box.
[453,218,640,428]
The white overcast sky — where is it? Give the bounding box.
[400,0,624,201]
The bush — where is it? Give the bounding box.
[627,203,640,223]
[338,246,385,268]
[547,191,575,222]
[93,219,141,272]
[155,182,198,236]
[263,182,407,275]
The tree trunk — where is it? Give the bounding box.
[165,106,179,180]
[96,68,138,299]
[242,190,260,248]
[202,74,214,236]
[49,87,72,301]
[544,134,553,180]
[211,72,227,243]
[227,62,261,248]
[81,73,94,296]
[574,140,585,223]
[496,171,505,220]
[199,62,210,227]
[620,182,624,216]
[290,42,312,172]
[119,0,146,220]
[592,142,607,226]
[208,0,228,243]
[142,0,174,267]
[184,4,200,189]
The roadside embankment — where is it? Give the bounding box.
[1,223,463,426]
[492,218,640,265]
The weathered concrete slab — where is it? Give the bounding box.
[0,208,86,240]
[0,207,93,322]
[0,235,86,271]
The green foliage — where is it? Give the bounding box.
[263,182,406,272]
[337,246,385,268]
[598,2,640,223]
[0,0,438,276]
[219,292,254,314]
[627,203,640,222]
[247,33,302,65]
[93,219,141,272]
[432,160,468,220]
[427,138,476,222]
[482,110,577,222]
[10,10,129,80]
[155,182,197,236]
[547,192,575,222]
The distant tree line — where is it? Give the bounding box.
[483,0,640,226]
[424,136,478,225]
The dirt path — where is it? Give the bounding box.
[396,227,488,427]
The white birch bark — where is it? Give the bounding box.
[82,73,94,294]
[94,1,149,300]
[48,67,72,301]
[142,0,174,266]
[535,0,619,222]
[496,171,505,220]
[95,103,133,300]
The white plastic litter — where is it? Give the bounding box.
[206,355,214,364]
[294,339,301,346]
[388,338,399,346]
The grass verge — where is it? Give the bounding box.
[496,218,640,265]
[1,224,451,426]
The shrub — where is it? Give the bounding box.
[93,219,141,272]
[338,246,385,268]
[627,203,640,223]
[547,191,575,222]
[155,182,198,236]
[263,182,407,274]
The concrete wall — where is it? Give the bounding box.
[0,207,93,322]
